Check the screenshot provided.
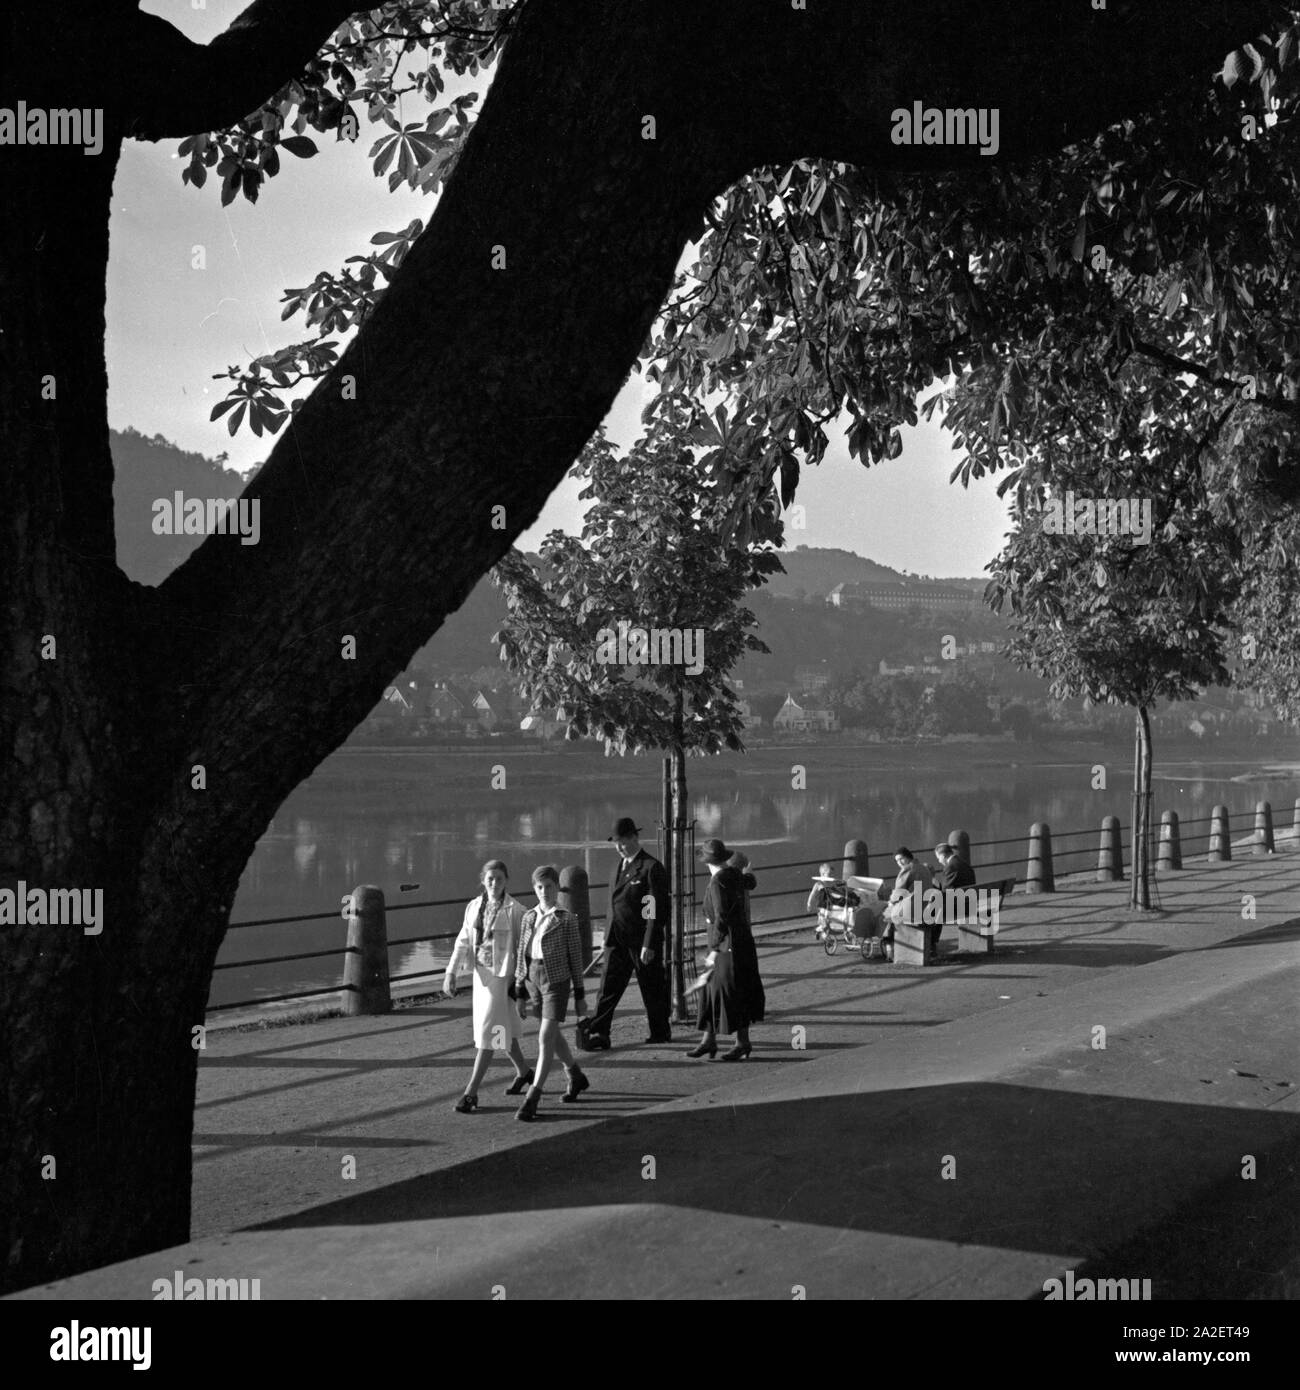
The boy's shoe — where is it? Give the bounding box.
[561,1067,590,1103]
[504,1068,534,1096]
[515,1089,541,1122]
[453,1093,478,1114]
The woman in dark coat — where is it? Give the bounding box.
[687,838,764,1061]
[728,850,766,1026]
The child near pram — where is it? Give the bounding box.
[809,863,888,955]
[807,863,854,939]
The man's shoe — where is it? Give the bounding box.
[504,1068,534,1097]
[453,1093,478,1113]
[581,1033,610,1051]
[644,1034,672,1046]
[561,1067,590,1103]
[515,1089,541,1122]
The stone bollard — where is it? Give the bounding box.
[343,885,391,1016]
[1097,815,1123,882]
[1208,805,1232,862]
[1026,822,1055,893]
[948,829,972,869]
[1158,811,1182,871]
[1254,801,1275,856]
[843,839,869,880]
[560,865,593,969]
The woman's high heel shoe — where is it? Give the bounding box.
[504,1068,534,1096]
[686,1039,717,1059]
[720,1042,752,1062]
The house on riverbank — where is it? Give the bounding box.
[773,693,837,732]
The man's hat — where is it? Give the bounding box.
[699,838,731,865]
[608,817,642,841]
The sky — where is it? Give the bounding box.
[115,0,1013,579]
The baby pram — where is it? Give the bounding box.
[812,874,889,961]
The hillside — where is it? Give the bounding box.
[765,545,899,598]
[112,428,247,586]
[108,428,1007,686]
[767,545,987,599]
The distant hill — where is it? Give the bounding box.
[108,428,1000,684]
[766,545,986,599]
[112,428,247,586]
[765,546,900,598]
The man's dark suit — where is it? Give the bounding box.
[936,858,977,892]
[933,856,977,941]
[588,848,671,1042]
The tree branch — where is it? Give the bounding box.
[121,1,367,140]
[1133,338,1297,414]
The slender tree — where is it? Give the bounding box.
[493,428,780,1015]
[988,470,1236,907]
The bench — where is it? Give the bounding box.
[890,877,1016,965]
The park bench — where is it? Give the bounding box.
[890,876,1017,965]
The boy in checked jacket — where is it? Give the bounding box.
[512,864,591,1121]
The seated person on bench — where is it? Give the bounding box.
[935,843,975,893]
[880,846,932,959]
[928,843,976,949]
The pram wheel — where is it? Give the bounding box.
[823,936,838,956]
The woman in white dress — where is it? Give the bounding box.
[442,859,531,1113]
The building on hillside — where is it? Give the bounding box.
[382,685,414,713]
[469,690,499,730]
[427,683,470,725]
[737,698,763,730]
[773,693,837,733]
[793,665,832,692]
[878,659,942,677]
[828,580,976,612]
[520,711,566,740]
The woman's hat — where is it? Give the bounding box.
[699,838,731,864]
[608,817,642,840]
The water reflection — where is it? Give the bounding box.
[213,747,1298,1008]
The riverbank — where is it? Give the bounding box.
[298,733,1300,798]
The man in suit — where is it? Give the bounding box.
[582,817,672,1049]
[932,842,976,951]
[935,842,976,893]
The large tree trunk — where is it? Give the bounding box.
[1,0,1275,1292]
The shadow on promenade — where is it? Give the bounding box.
[252,1079,1300,1296]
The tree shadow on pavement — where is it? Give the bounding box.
[251,1079,1300,1295]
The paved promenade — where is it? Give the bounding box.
[14,854,1300,1299]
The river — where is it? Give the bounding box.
[212,736,1300,1010]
